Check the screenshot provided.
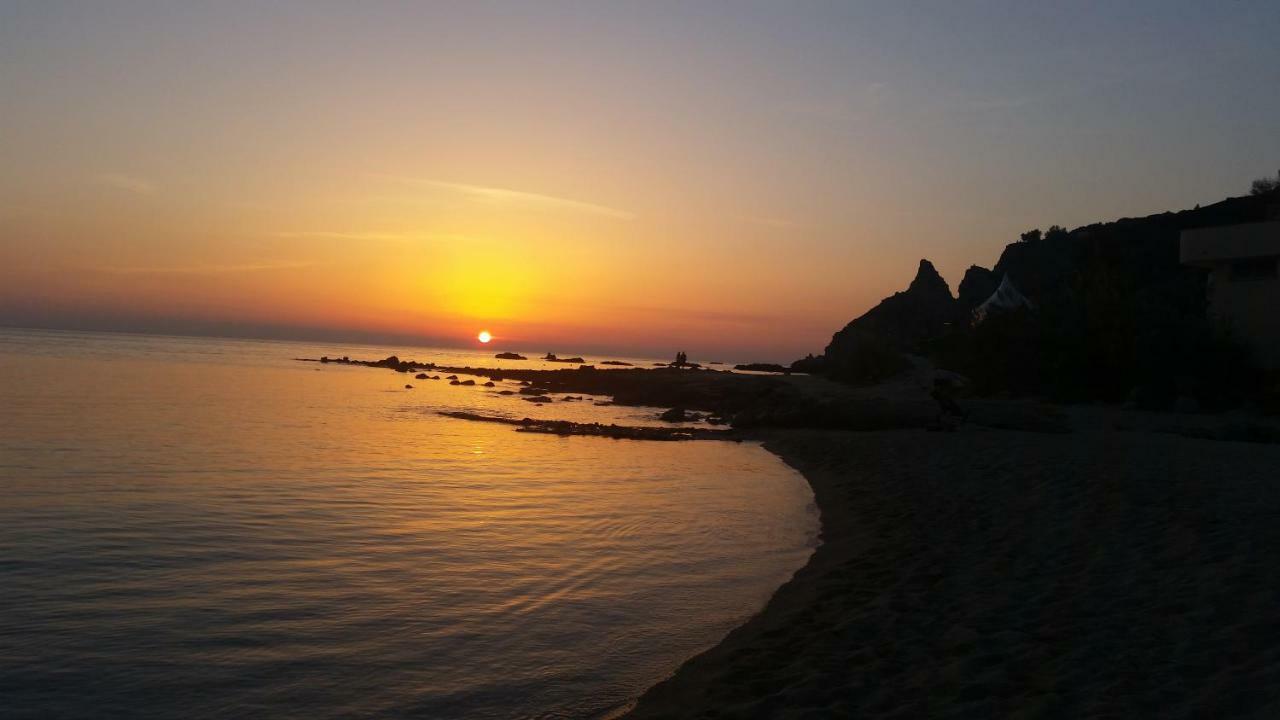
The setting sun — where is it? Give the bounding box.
[477,331,492,344]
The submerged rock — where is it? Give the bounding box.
[660,404,701,420]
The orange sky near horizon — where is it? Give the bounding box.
[3,3,1277,361]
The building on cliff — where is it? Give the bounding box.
[1181,220,1280,368]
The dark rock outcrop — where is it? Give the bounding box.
[957,265,998,311]
[495,352,527,360]
[789,354,825,374]
[659,407,690,422]
[821,327,911,384]
[812,259,953,382]
[734,363,790,374]
[832,259,960,352]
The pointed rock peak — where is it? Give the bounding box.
[908,258,951,296]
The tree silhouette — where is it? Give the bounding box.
[1250,170,1280,196]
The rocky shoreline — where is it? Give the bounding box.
[310,352,1280,718]
[439,411,737,441]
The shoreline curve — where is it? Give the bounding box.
[624,426,1280,718]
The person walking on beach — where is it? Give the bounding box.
[930,377,968,430]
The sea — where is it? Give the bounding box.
[0,328,817,719]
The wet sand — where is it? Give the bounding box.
[626,426,1280,718]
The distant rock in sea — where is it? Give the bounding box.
[495,352,527,360]
[734,363,790,374]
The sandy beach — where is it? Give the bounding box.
[626,425,1280,718]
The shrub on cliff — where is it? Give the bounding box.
[1250,170,1280,196]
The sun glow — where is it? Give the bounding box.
[477,330,492,343]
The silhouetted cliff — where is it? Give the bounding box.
[957,266,998,311]
[814,260,959,382]
[799,190,1279,404]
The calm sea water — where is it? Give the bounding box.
[0,329,817,719]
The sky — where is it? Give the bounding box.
[2,1,1278,361]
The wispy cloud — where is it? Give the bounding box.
[388,176,635,220]
[97,260,316,275]
[269,230,417,242]
[95,173,155,195]
[784,81,889,120]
